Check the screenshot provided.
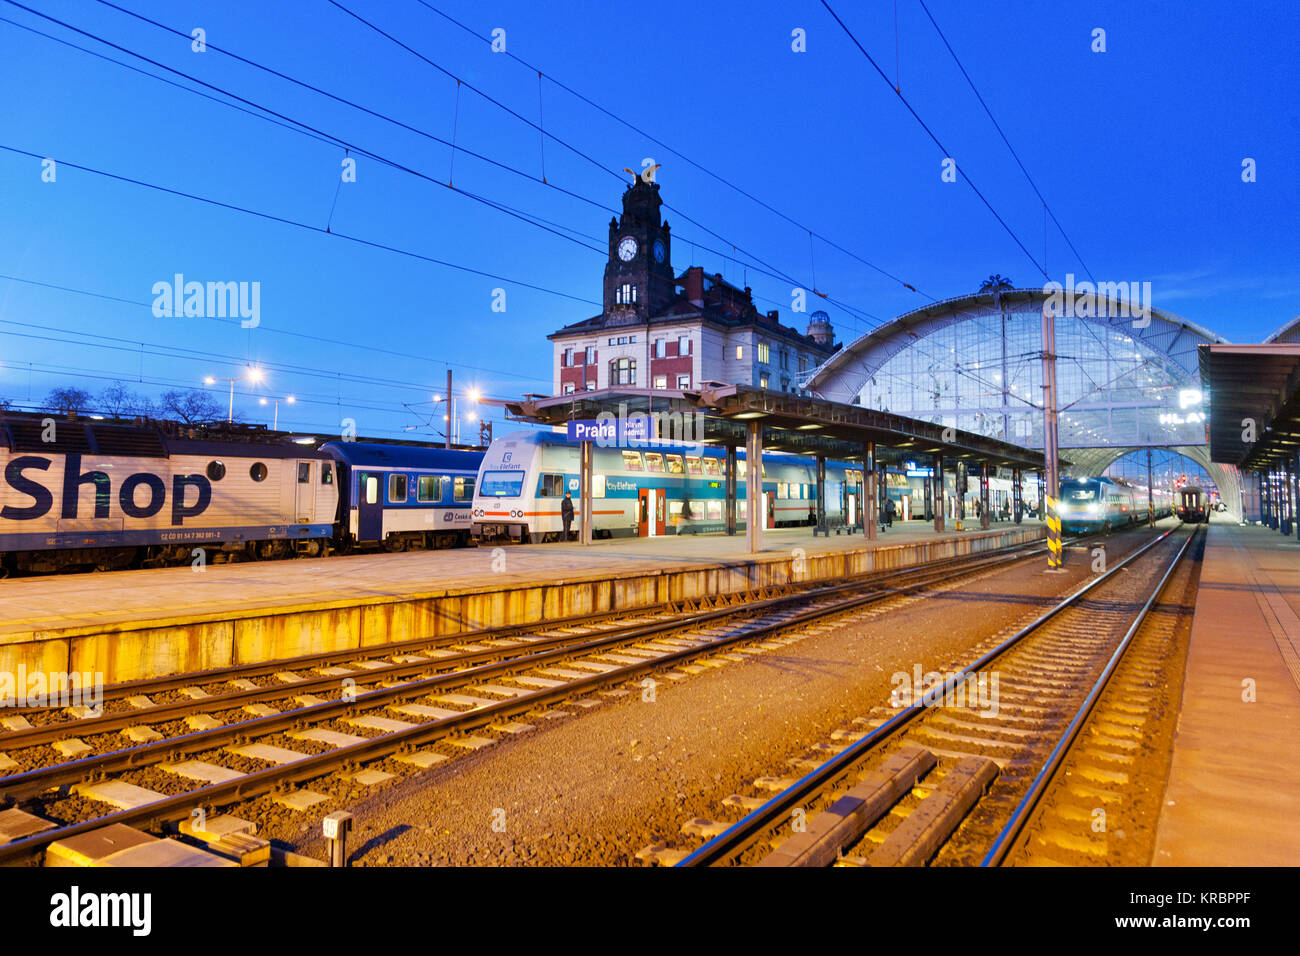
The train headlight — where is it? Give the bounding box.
[1087,503,1100,514]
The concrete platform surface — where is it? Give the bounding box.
[1154,523,1300,865]
[0,522,1028,639]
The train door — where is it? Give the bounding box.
[294,461,314,522]
[765,490,776,529]
[357,471,384,541]
[638,488,665,537]
[846,488,857,528]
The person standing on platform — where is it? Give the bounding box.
[885,496,896,528]
[561,492,574,542]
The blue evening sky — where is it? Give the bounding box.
[1,0,1296,440]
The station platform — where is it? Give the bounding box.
[1154,520,1300,865]
[0,520,1043,686]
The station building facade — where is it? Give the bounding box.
[549,178,838,396]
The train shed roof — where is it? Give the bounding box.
[502,385,1052,471]
[1198,343,1300,469]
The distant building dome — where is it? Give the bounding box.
[807,310,834,345]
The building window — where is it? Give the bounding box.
[759,374,769,389]
[610,357,636,386]
[653,374,667,389]
[676,373,690,389]
[563,383,575,395]
[563,347,573,367]
[779,348,789,370]
[586,346,596,364]
[615,284,638,305]
[608,337,615,345]
[781,376,791,391]
[679,335,691,355]
[758,342,770,364]
[655,338,666,358]
[736,345,743,360]
[798,355,807,373]
[585,381,596,391]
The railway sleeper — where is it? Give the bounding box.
[756,746,937,868]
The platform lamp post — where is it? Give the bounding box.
[258,395,294,431]
[204,367,264,424]
[1040,306,1063,570]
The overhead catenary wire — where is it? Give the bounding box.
[819,0,1048,280]
[915,0,1096,285]
[10,1,879,331]
[411,0,932,300]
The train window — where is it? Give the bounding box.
[622,451,643,472]
[364,475,378,504]
[593,474,606,498]
[388,474,408,503]
[702,457,720,476]
[480,471,523,497]
[249,462,267,482]
[738,499,747,519]
[540,473,565,497]
[665,455,684,475]
[206,460,226,481]
[685,456,702,475]
[454,477,475,501]
[298,463,311,483]
[321,465,334,485]
[736,460,747,479]
[644,453,664,473]
[777,482,789,499]
[417,475,443,502]
[707,500,722,521]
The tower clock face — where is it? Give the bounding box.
[653,240,665,264]
[617,237,638,261]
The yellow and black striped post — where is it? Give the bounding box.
[1045,494,1062,568]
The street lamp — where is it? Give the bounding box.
[204,367,265,424]
[259,394,295,430]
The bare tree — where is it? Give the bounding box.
[98,381,155,418]
[159,389,224,425]
[45,387,92,415]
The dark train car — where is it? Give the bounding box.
[1176,485,1209,523]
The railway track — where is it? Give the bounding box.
[660,523,1199,868]
[0,532,1082,864]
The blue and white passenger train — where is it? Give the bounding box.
[470,430,868,543]
[320,441,482,551]
[1056,476,1173,533]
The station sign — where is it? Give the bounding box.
[567,416,653,443]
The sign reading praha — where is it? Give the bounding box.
[567,417,653,444]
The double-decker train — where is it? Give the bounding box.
[1056,476,1174,533]
[470,430,867,542]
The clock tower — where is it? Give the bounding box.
[603,176,674,318]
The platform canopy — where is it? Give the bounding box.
[1198,343,1300,469]
[503,385,1052,470]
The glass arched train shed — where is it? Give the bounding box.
[804,288,1243,518]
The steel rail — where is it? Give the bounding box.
[980,525,1201,866]
[675,523,1187,867]
[2,537,1055,747]
[0,534,1067,863]
[3,531,1059,714]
